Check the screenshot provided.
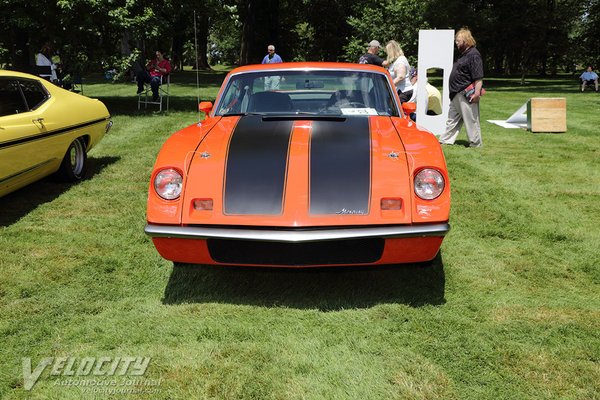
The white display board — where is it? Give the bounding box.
[488,102,528,129]
[416,30,455,136]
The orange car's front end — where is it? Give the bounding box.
[145,63,450,267]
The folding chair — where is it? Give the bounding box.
[138,74,170,111]
[581,78,598,92]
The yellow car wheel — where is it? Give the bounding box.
[58,138,87,182]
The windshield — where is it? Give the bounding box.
[215,70,399,117]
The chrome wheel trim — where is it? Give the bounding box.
[70,140,85,176]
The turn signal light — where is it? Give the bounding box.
[381,198,403,210]
[193,199,213,211]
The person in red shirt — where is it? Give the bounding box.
[136,50,171,101]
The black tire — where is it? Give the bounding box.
[57,138,87,182]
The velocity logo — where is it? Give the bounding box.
[22,357,151,390]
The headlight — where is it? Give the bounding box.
[154,169,183,200]
[414,169,445,200]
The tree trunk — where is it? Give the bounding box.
[239,0,279,65]
[239,0,256,65]
[172,33,185,71]
[196,13,210,69]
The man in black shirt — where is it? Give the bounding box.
[439,28,484,147]
[358,40,388,67]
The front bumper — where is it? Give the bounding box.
[144,223,450,242]
[145,223,450,267]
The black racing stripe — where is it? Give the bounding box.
[0,118,108,150]
[224,116,293,215]
[310,117,371,215]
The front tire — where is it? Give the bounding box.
[58,138,87,182]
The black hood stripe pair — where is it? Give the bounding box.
[224,116,371,215]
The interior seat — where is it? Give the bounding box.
[247,91,293,112]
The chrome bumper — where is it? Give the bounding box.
[145,223,450,243]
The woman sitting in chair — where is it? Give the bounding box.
[136,50,171,101]
[580,66,599,92]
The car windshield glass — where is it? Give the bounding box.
[215,70,398,117]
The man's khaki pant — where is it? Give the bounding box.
[439,94,482,147]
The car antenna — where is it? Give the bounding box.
[194,10,201,122]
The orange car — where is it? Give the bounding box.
[145,62,450,267]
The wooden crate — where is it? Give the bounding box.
[527,98,567,133]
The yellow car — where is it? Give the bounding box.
[0,70,112,197]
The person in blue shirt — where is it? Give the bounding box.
[261,45,283,90]
[262,45,283,64]
[580,66,598,92]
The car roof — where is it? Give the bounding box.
[229,62,388,74]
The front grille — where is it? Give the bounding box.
[207,238,384,266]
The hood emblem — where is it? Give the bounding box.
[200,151,211,159]
[336,208,366,215]
[387,151,400,159]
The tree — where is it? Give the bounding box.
[345,0,428,64]
[575,0,600,69]
[209,2,242,65]
[237,0,280,65]
[423,0,584,77]
[0,0,593,75]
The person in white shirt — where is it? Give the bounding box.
[385,40,413,102]
[35,42,59,83]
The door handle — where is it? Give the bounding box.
[32,118,45,128]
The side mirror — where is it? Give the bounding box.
[199,101,213,116]
[401,102,416,116]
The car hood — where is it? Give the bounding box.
[181,115,413,227]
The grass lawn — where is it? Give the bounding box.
[1,69,599,399]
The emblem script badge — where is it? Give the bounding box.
[336,208,366,215]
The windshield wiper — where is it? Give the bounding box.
[222,112,265,117]
[222,111,346,121]
[262,115,346,122]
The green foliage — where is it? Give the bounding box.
[208,3,242,65]
[106,5,159,38]
[110,49,142,82]
[577,0,600,68]
[344,37,368,63]
[291,22,315,62]
[0,0,596,72]
[344,0,428,63]
[303,0,354,61]
[424,0,585,75]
